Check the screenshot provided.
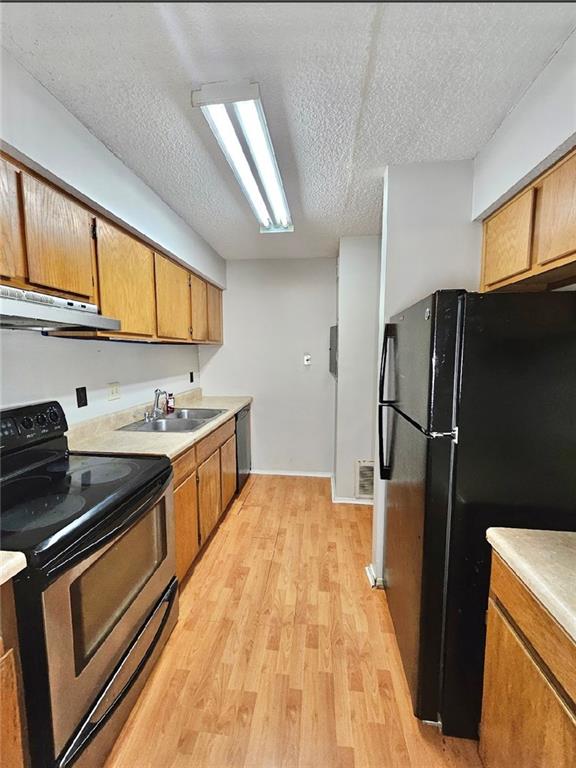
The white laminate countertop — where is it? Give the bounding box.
[0,551,27,586]
[486,528,576,643]
[67,392,252,460]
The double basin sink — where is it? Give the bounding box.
[119,408,226,434]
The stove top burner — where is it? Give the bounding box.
[69,459,135,486]
[0,450,172,564]
[2,493,87,533]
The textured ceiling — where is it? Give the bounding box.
[1,3,575,260]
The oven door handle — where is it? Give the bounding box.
[44,471,172,581]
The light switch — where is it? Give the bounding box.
[304,354,311,366]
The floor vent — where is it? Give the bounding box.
[355,460,374,499]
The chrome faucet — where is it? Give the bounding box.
[149,388,168,420]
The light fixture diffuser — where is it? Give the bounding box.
[193,82,293,233]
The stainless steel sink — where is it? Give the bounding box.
[119,418,206,433]
[167,408,225,420]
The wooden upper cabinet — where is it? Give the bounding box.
[21,174,95,299]
[190,273,208,341]
[533,152,576,267]
[198,450,221,545]
[96,220,156,336]
[207,284,223,343]
[0,159,26,280]
[154,253,191,340]
[483,189,535,287]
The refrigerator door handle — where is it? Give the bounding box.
[378,404,392,480]
[378,322,395,404]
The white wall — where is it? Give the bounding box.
[198,259,337,474]
[0,330,200,425]
[334,236,380,500]
[0,48,225,286]
[372,160,482,581]
[472,30,576,219]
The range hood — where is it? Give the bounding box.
[0,286,121,332]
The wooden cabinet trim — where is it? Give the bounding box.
[490,552,576,705]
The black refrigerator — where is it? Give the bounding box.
[378,289,576,738]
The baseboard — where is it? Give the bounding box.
[250,469,333,478]
[330,475,374,506]
[365,563,385,589]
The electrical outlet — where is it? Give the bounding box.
[304,354,312,366]
[76,387,88,408]
[108,382,121,401]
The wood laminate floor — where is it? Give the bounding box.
[106,475,482,768]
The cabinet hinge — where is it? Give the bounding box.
[188,275,192,287]
[90,220,97,240]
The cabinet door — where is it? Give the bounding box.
[207,284,223,343]
[174,472,199,583]
[220,434,237,511]
[21,174,95,298]
[0,159,26,280]
[190,273,208,341]
[154,253,191,340]
[483,189,535,287]
[0,648,25,768]
[97,220,156,336]
[533,152,576,266]
[480,599,576,768]
[198,450,221,545]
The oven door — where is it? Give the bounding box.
[42,475,175,758]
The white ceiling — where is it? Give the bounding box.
[2,3,575,260]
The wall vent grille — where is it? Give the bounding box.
[355,460,374,499]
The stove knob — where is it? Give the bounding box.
[48,409,60,424]
[36,413,47,427]
[21,416,34,430]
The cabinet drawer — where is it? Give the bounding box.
[196,418,235,465]
[172,445,197,489]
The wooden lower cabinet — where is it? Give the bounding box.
[0,647,25,768]
[220,434,237,511]
[198,450,222,545]
[173,472,199,583]
[480,598,576,768]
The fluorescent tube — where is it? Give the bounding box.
[201,103,272,228]
[234,99,291,229]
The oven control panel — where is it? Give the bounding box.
[0,401,68,452]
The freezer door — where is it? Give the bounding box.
[388,291,461,433]
[384,406,453,721]
[440,291,576,739]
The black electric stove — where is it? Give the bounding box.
[1,401,172,573]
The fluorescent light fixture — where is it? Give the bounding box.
[193,82,293,233]
[202,104,272,228]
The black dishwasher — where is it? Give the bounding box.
[235,405,251,492]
